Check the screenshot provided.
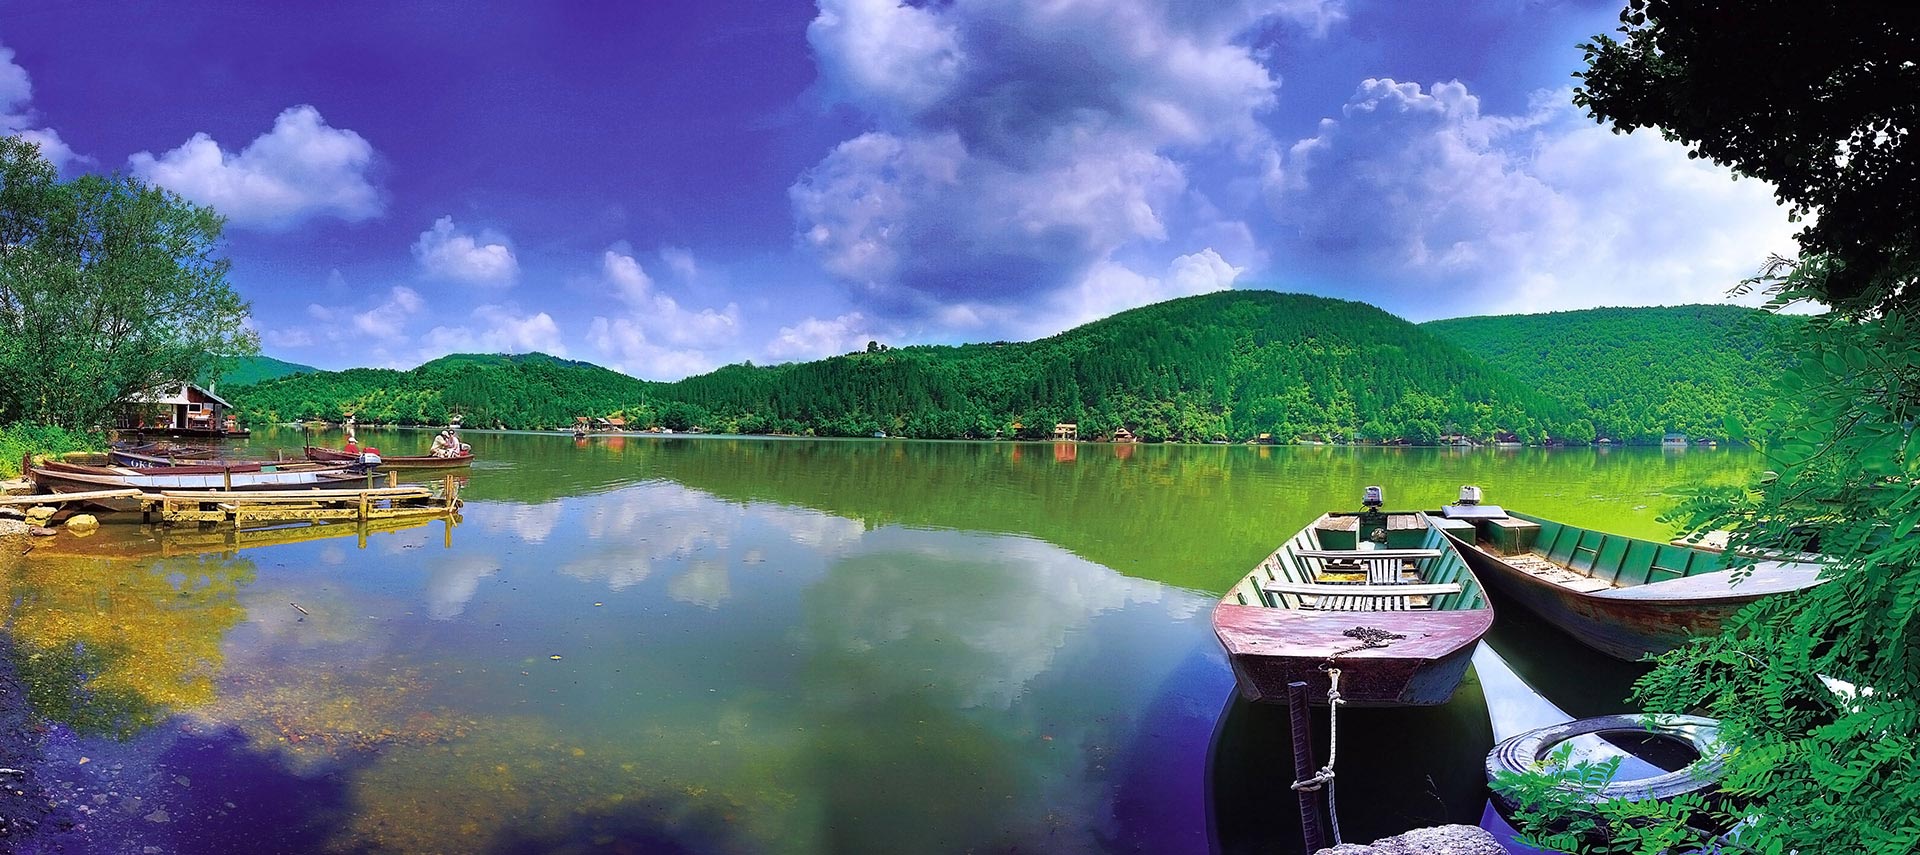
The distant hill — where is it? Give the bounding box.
[225,295,1797,443]
[206,355,318,388]
[655,291,1585,442]
[230,353,655,429]
[1422,305,1802,442]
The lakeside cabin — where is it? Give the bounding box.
[1054,422,1078,441]
[1111,427,1136,443]
[121,383,243,436]
[1663,432,1688,446]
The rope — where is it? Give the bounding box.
[1289,667,1347,845]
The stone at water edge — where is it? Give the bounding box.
[22,505,55,525]
[65,514,99,535]
[0,518,27,541]
[0,478,31,496]
[1315,824,1508,855]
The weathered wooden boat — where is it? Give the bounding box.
[125,426,251,439]
[106,448,275,471]
[110,441,216,459]
[304,445,474,469]
[1429,488,1826,660]
[30,462,370,494]
[1214,488,1494,707]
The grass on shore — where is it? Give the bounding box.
[0,424,100,479]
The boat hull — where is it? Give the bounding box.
[306,446,474,469]
[124,427,250,439]
[1212,604,1492,707]
[30,465,368,494]
[1446,532,1757,660]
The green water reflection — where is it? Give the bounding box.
[2,431,1760,854]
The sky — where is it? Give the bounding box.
[0,0,1798,378]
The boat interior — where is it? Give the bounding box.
[1227,510,1487,613]
[1435,506,1726,592]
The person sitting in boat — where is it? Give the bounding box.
[431,428,468,458]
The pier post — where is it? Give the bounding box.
[1287,681,1327,853]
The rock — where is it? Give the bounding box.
[0,507,21,519]
[22,505,54,525]
[1315,824,1508,855]
[65,514,98,535]
[28,526,55,537]
[0,518,26,541]
[0,478,31,496]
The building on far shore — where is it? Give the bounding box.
[121,383,244,436]
[1053,422,1078,441]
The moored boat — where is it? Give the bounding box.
[30,462,370,494]
[1213,488,1494,707]
[304,445,474,469]
[1428,487,1826,660]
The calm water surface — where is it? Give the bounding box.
[1,431,1760,854]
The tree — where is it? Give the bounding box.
[1495,4,1920,853]
[0,136,257,429]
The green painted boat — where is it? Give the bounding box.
[1215,489,1494,707]
[1430,490,1826,660]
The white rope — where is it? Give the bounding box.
[1288,667,1346,846]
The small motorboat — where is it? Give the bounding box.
[1428,486,1826,660]
[30,461,370,494]
[305,445,472,469]
[1214,487,1494,707]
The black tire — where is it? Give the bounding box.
[1486,714,1727,809]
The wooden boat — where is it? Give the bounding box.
[125,426,251,439]
[1428,488,1826,660]
[30,462,369,494]
[110,441,215,459]
[1214,488,1494,707]
[304,445,474,469]
[103,450,267,472]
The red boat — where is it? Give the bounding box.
[1213,489,1494,707]
[305,445,473,469]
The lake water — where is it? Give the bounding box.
[0,430,1760,854]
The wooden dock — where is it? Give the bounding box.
[6,475,462,525]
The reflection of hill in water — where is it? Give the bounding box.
[459,436,1757,592]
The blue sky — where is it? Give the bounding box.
[1,0,1795,378]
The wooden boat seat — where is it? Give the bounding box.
[1263,581,1462,598]
[1296,549,1443,560]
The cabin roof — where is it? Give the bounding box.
[126,383,230,408]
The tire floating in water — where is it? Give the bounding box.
[1486,714,1728,809]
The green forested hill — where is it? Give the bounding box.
[657,291,1585,442]
[1421,305,1800,443]
[229,294,1788,443]
[203,355,318,387]
[232,352,657,429]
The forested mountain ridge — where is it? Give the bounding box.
[1421,305,1801,442]
[656,291,1586,442]
[231,291,1590,442]
[232,352,657,429]
[208,355,318,387]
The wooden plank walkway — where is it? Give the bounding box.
[0,488,145,506]
[151,476,461,524]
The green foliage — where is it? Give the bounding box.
[0,135,257,429]
[0,422,99,478]
[1575,0,1919,315]
[231,352,658,429]
[208,354,317,387]
[1552,3,1920,854]
[660,291,1585,443]
[1492,743,1723,855]
[1423,305,1802,443]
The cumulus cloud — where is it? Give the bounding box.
[1271,79,1798,316]
[1,44,80,169]
[352,286,426,340]
[412,216,519,287]
[128,105,381,230]
[792,0,1333,327]
[584,247,740,379]
[422,304,567,358]
[765,311,885,361]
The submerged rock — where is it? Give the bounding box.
[22,506,54,526]
[64,514,98,535]
[1315,824,1508,855]
[0,518,25,540]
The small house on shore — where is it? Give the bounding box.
[122,383,240,435]
[1053,422,1078,441]
[1111,427,1136,443]
[596,416,629,432]
[1663,432,1688,446]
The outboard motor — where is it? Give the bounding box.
[1358,485,1389,546]
[1457,485,1482,506]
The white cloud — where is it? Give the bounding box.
[1273,80,1798,317]
[765,311,884,361]
[582,247,740,378]
[352,286,426,340]
[412,216,518,287]
[421,304,566,358]
[128,105,381,230]
[792,0,1333,330]
[1,44,81,170]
